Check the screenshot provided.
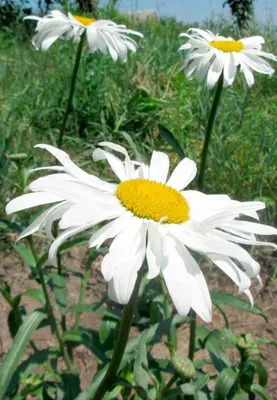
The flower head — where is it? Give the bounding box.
[6,143,277,322]
[24,10,143,61]
[179,28,277,88]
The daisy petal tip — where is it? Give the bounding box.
[92,148,105,162]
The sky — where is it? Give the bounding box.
[100,0,277,23]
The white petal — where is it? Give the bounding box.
[35,144,115,192]
[224,220,277,236]
[208,254,251,293]
[6,192,62,215]
[188,28,215,42]
[240,60,255,87]
[244,289,254,307]
[59,199,123,229]
[44,201,71,239]
[161,236,191,316]
[28,174,108,203]
[89,211,132,248]
[223,52,237,85]
[166,158,197,191]
[30,166,65,173]
[93,148,127,181]
[240,36,265,46]
[49,224,93,267]
[106,219,147,304]
[212,229,276,250]
[97,142,134,179]
[149,151,169,183]
[182,246,212,322]
[206,53,225,89]
[17,208,52,241]
[146,224,162,279]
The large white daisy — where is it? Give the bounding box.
[6,143,277,322]
[179,28,277,88]
[24,10,143,61]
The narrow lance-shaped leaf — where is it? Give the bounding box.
[51,273,67,315]
[0,309,46,399]
[214,367,239,400]
[134,330,148,391]
[158,124,185,160]
[211,292,268,322]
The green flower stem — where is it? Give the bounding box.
[29,236,71,370]
[92,268,144,400]
[157,374,179,400]
[197,72,224,191]
[74,265,91,330]
[188,310,197,361]
[57,33,86,148]
[187,73,224,364]
[37,265,72,370]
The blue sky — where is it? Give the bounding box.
[100,0,277,23]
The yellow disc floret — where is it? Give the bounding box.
[210,40,244,53]
[116,179,190,224]
[73,15,96,26]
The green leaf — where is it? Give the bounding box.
[214,367,239,400]
[211,292,268,322]
[240,360,255,392]
[60,372,81,399]
[0,309,46,399]
[51,273,67,315]
[99,317,117,346]
[23,288,45,304]
[13,243,36,268]
[75,365,109,400]
[250,360,268,387]
[250,383,270,400]
[158,124,185,159]
[67,303,121,320]
[8,307,25,338]
[0,218,22,233]
[7,349,60,397]
[164,374,209,398]
[134,331,148,391]
[203,329,234,372]
[62,328,108,363]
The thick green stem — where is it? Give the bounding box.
[197,73,224,191]
[92,268,144,400]
[57,33,85,148]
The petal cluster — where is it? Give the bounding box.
[24,11,143,61]
[6,143,277,322]
[179,28,277,88]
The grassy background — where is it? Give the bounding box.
[1,8,277,225]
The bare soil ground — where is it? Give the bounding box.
[0,245,277,398]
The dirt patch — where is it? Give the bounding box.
[0,244,277,397]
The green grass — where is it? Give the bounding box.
[1,11,277,225]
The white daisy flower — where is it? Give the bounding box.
[24,10,143,61]
[179,28,277,88]
[6,143,277,322]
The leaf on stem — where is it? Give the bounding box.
[0,309,46,399]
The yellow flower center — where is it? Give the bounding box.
[116,179,190,224]
[210,40,244,53]
[73,15,96,26]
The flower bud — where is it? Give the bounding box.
[171,354,196,379]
